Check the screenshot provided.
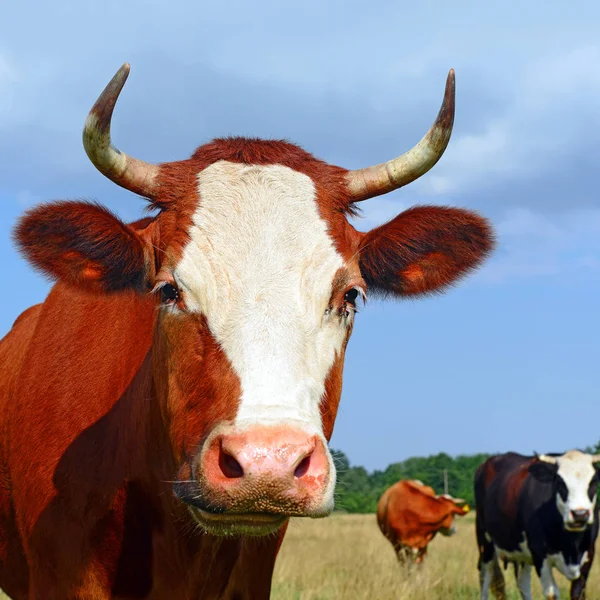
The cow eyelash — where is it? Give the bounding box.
[556,478,568,501]
[589,478,598,500]
[153,281,181,306]
[344,288,359,306]
[342,287,365,317]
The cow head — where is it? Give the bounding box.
[530,450,600,532]
[436,494,470,536]
[14,64,494,536]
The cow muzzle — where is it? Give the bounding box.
[566,508,592,531]
[177,424,334,536]
[439,523,456,537]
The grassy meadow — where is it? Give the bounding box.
[271,512,600,600]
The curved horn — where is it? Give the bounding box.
[83,63,159,198]
[346,69,455,202]
[437,493,466,504]
[592,455,600,464]
[537,454,558,464]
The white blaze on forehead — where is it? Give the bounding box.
[174,160,348,432]
[555,450,597,522]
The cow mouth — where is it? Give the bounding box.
[188,506,289,537]
[565,522,588,532]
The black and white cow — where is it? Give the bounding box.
[475,450,600,600]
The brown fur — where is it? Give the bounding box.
[359,205,494,298]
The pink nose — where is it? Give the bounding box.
[200,425,331,513]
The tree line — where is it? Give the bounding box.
[331,440,600,513]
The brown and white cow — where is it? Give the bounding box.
[377,479,471,564]
[0,64,494,598]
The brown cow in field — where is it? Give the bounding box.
[0,63,493,599]
[377,479,470,564]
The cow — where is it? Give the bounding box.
[376,479,470,564]
[0,63,494,599]
[475,450,600,600]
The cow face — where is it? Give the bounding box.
[437,496,470,536]
[530,450,600,532]
[13,65,494,537]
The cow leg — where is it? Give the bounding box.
[490,557,507,600]
[516,563,532,600]
[539,560,560,600]
[478,535,506,600]
[479,556,506,600]
[477,505,506,600]
[479,555,493,599]
[395,545,409,565]
[569,563,592,600]
[570,578,587,600]
[414,547,427,565]
[569,542,594,600]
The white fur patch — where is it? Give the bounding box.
[516,563,533,600]
[547,550,589,581]
[540,559,560,599]
[175,161,348,438]
[495,534,533,565]
[479,560,495,600]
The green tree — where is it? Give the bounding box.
[331,449,491,512]
[331,440,600,513]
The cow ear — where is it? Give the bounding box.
[358,206,494,298]
[14,201,153,293]
[460,503,471,515]
[529,460,558,483]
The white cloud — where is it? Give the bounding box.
[354,202,600,285]
[481,207,600,283]
[414,45,600,197]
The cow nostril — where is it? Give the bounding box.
[218,449,244,479]
[572,509,590,523]
[294,454,312,478]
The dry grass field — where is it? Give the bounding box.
[271,513,600,600]
[0,513,597,599]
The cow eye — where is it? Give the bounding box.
[589,478,598,500]
[341,287,363,319]
[344,288,360,305]
[556,478,568,501]
[160,283,179,304]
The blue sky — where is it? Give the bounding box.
[1,1,599,471]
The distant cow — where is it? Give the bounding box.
[475,450,600,600]
[377,479,470,564]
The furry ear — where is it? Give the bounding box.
[14,200,152,293]
[358,206,495,298]
[528,460,558,483]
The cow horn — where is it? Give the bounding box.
[592,455,600,464]
[83,63,159,199]
[537,454,558,464]
[345,69,455,202]
[438,493,466,504]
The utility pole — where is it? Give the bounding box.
[443,469,448,495]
